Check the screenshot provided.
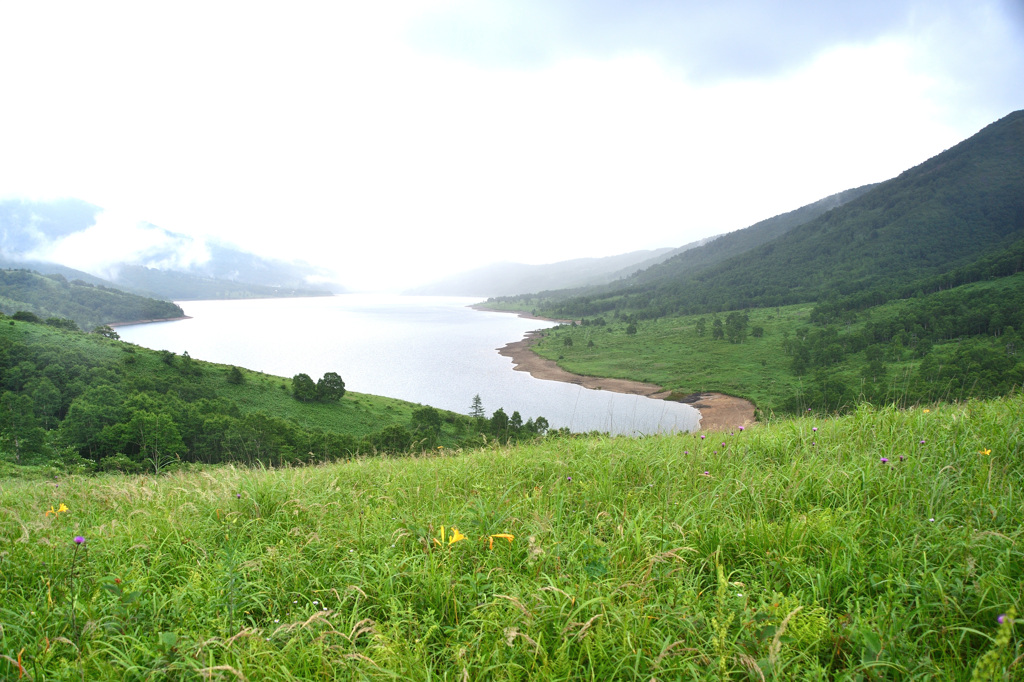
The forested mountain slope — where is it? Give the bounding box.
[538,109,1024,319]
[0,269,185,330]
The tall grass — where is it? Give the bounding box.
[2,396,1021,680]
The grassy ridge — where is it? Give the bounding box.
[529,273,1024,415]
[2,396,1021,679]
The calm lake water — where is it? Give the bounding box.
[116,294,700,435]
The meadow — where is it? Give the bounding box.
[1,395,1021,680]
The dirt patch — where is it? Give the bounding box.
[497,331,755,432]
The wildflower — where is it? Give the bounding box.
[489,533,514,549]
[701,434,705,440]
[566,476,572,483]
[236,493,241,499]
[929,517,935,522]
[738,426,744,431]
[978,448,991,456]
[923,409,930,413]
[899,456,905,462]
[45,503,69,517]
[997,614,1006,624]
[721,442,726,447]
[74,536,85,544]
[919,440,926,445]
[433,526,467,546]
[702,471,710,477]
[880,457,889,464]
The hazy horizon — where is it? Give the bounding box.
[2,1,1022,292]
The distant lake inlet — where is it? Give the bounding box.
[116,294,701,435]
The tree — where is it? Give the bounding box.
[0,392,47,463]
[469,394,485,418]
[126,410,185,473]
[626,323,638,335]
[411,406,443,446]
[695,318,707,336]
[712,318,724,340]
[291,373,317,402]
[490,408,509,440]
[226,366,245,385]
[316,372,346,401]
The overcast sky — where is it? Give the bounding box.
[2,0,1022,291]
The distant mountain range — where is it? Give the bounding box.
[497,109,1024,319]
[411,186,876,299]
[407,247,691,297]
[0,198,343,300]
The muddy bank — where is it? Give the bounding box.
[497,330,755,432]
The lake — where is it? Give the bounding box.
[116,294,700,435]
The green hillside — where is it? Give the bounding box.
[2,396,1021,679]
[0,316,553,473]
[523,110,1023,320]
[530,272,1024,415]
[0,269,185,330]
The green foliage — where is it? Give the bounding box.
[0,268,184,329]
[1,397,1021,679]
[291,373,317,402]
[315,371,345,401]
[500,111,1024,323]
[533,273,1024,415]
[0,317,554,470]
[469,393,485,418]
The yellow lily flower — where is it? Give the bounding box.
[44,503,69,517]
[489,534,514,549]
[433,526,468,546]
[978,448,991,456]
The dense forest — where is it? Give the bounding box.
[491,110,1024,321]
[0,314,562,473]
[0,268,185,330]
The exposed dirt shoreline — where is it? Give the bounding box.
[479,307,756,432]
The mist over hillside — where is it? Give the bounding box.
[0,198,343,300]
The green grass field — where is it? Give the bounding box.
[2,395,1021,680]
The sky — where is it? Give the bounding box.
[2,0,1023,292]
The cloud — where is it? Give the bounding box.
[25,209,211,278]
[407,0,1023,98]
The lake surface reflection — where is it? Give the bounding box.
[116,294,700,435]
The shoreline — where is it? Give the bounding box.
[494,326,756,432]
[108,315,193,327]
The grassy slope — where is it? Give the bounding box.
[527,273,1024,414]
[2,397,1021,679]
[3,319,445,440]
[531,305,813,412]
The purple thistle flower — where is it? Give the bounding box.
[899,456,905,462]
[812,427,817,432]
[566,476,572,483]
[880,457,889,464]
[74,536,85,544]
[701,434,705,440]
[998,614,1007,624]
[811,441,816,446]
[721,442,726,447]
[236,493,241,499]
[738,426,744,431]
[920,440,926,445]
[684,450,689,455]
